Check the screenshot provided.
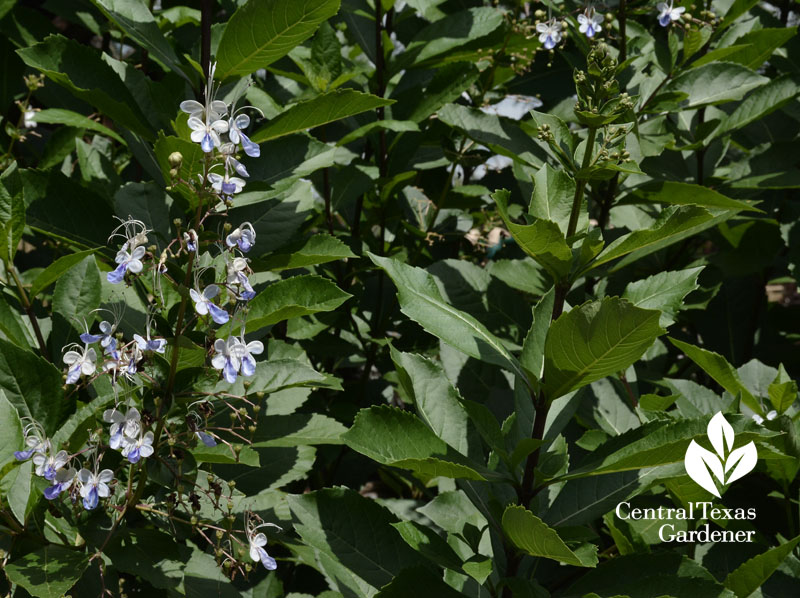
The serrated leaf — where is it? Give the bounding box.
[714,74,800,139]
[768,365,797,414]
[633,181,762,213]
[369,253,527,383]
[694,28,796,70]
[216,0,341,79]
[724,535,800,598]
[251,413,347,447]
[191,444,260,467]
[666,62,768,108]
[16,35,153,139]
[492,189,571,279]
[543,298,664,400]
[256,234,356,271]
[502,505,597,567]
[342,405,488,480]
[622,267,703,326]
[0,184,24,264]
[4,545,89,598]
[391,521,464,571]
[32,108,126,144]
[668,338,760,414]
[530,164,577,235]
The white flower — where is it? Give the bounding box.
[121,430,154,464]
[657,1,685,26]
[225,222,256,253]
[237,337,263,377]
[103,407,141,450]
[33,449,68,481]
[226,257,255,301]
[208,172,245,196]
[80,320,117,355]
[107,245,146,284]
[189,116,229,153]
[249,533,277,570]
[190,284,230,324]
[15,421,49,461]
[133,331,167,353]
[228,112,260,157]
[183,228,199,252]
[44,467,76,500]
[78,467,113,510]
[578,8,603,38]
[63,345,97,384]
[180,62,230,153]
[536,20,562,50]
[23,110,37,129]
[211,337,242,384]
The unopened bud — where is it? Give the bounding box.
[168,152,183,167]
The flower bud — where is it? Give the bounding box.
[216,529,224,539]
[168,152,183,167]
[233,444,242,454]
[169,168,178,179]
[190,515,198,526]
[253,405,261,414]
[248,425,257,434]
[223,222,232,232]
[227,480,236,489]
[605,12,614,22]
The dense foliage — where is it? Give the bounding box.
[1,0,799,596]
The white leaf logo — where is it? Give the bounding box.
[684,412,757,498]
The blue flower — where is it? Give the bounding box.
[249,533,277,570]
[190,284,230,324]
[78,467,113,510]
[133,332,167,354]
[196,431,217,447]
[536,20,562,50]
[578,9,603,38]
[228,113,260,158]
[103,407,141,451]
[107,245,146,284]
[63,344,97,384]
[15,423,49,461]
[208,172,245,197]
[33,449,69,481]
[44,467,76,500]
[121,430,154,464]
[226,257,256,301]
[238,338,263,377]
[212,337,241,384]
[657,1,685,26]
[183,229,198,252]
[81,320,117,355]
[225,222,256,253]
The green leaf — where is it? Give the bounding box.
[0,293,33,349]
[668,338,760,413]
[714,74,800,139]
[622,267,703,326]
[223,275,350,336]
[521,287,554,382]
[694,28,796,70]
[584,206,724,274]
[216,0,341,79]
[153,133,205,190]
[492,189,571,279]
[724,535,800,598]
[0,459,34,524]
[502,505,598,567]
[369,253,527,383]
[16,35,153,139]
[632,181,762,213]
[0,184,24,264]
[90,0,187,79]
[0,337,65,435]
[191,444,260,467]
[256,234,356,271]
[543,298,664,400]
[205,358,341,396]
[31,108,126,144]
[4,545,89,598]
[374,566,465,598]
[114,182,173,247]
[337,119,419,146]
[391,521,464,571]
[251,89,393,143]
[288,488,426,590]
[768,365,797,414]
[342,405,488,480]
[51,254,102,351]
[29,249,98,298]
[390,347,475,457]
[666,62,768,108]
[0,390,23,470]
[251,413,347,447]
[530,164,577,235]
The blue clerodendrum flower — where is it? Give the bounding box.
[226,222,256,253]
[133,330,167,354]
[44,467,76,500]
[103,407,141,451]
[183,228,198,252]
[246,514,282,570]
[578,8,603,37]
[657,1,685,26]
[536,19,562,50]
[208,171,246,197]
[121,430,154,464]
[107,218,150,284]
[181,63,230,153]
[212,337,242,384]
[190,284,230,324]
[228,111,260,157]
[33,449,69,481]
[237,335,263,377]
[81,320,117,355]
[196,430,217,447]
[220,142,250,178]
[226,257,256,301]
[63,343,98,384]
[78,467,114,510]
[15,421,49,461]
